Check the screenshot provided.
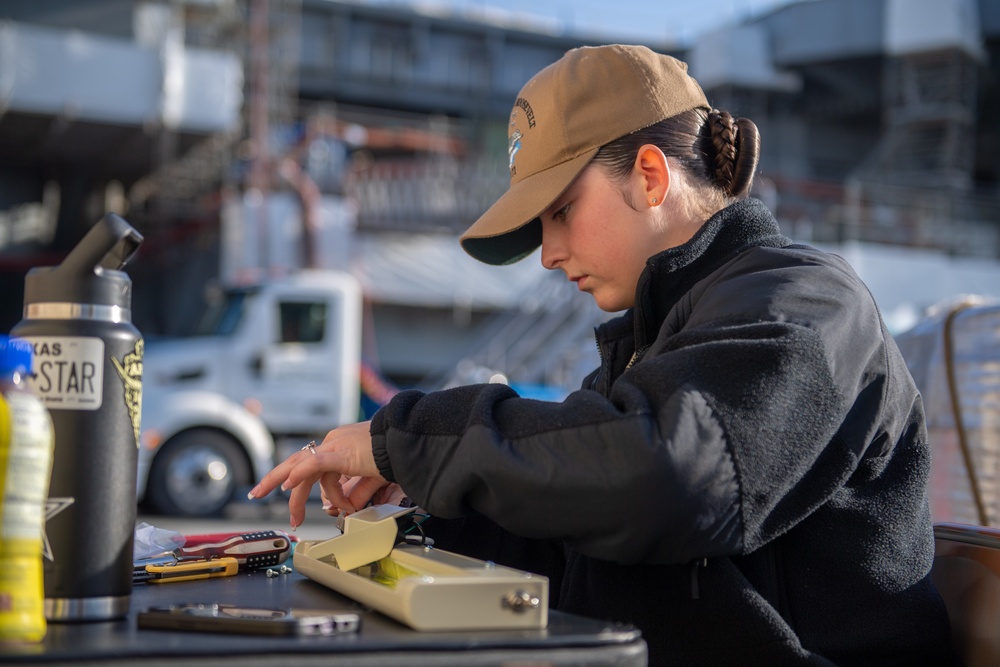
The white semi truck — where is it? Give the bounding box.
[137,269,363,516]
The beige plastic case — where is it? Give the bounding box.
[293,504,548,631]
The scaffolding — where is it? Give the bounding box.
[129,0,303,234]
[876,48,979,190]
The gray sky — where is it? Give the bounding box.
[387,0,805,44]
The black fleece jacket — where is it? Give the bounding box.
[370,198,957,666]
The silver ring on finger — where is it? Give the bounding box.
[301,440,317,455]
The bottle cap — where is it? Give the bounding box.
[0,335,34,374]
[22,213,142,310]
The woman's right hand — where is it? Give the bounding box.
[248,420,388,529]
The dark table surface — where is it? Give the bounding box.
[1,567,647,666]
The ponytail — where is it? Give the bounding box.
[706,110,759,198]
[594,107,760,203]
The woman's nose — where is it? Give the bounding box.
[540,224,565,270]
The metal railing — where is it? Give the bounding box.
[351,159,1000,257]
[349,157,508,234]
[783,177,1000,256]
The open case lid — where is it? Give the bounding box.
[301,504,416,572]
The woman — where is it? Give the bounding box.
[250,45,956,665]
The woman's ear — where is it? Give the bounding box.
[634,144,669,208]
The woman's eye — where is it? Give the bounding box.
[555,203,570,221]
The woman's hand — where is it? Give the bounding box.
[248,420,389,529]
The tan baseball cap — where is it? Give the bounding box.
[460,44,710,265]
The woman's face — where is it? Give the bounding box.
[539,163,660,312]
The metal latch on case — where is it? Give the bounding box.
[502,590,541,613]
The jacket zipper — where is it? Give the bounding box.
[592,327,647,391]
[590,335,605,391]
[626,344,649,370]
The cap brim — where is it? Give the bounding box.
[460,149,598,265]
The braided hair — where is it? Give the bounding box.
[593,107,760,206]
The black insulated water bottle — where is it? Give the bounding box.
[10,213,143,621]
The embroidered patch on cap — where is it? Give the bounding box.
[508,128,522,176]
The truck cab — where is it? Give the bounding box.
[137,270,362,516]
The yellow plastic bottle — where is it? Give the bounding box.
[0,336,55,643]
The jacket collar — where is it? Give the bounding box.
[632,197,790,348]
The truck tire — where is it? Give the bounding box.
[146,429,251,517]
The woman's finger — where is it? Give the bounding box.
[287,471,321,529]
[345,476,390,509]
[248,446,314,499]
[318,473,356,515]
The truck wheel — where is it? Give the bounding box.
[146,429,250,517]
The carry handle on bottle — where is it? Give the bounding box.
[59,213,143,275]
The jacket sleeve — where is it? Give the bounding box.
[371,249,889,566]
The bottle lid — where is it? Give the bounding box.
[22,213,143,310]
[0,336,33,374]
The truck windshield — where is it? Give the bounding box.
[192,289,253,337]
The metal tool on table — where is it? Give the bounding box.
[134,557,239,584]
[294,504,549,631]
[134,530,293,583]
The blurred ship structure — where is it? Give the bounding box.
[0,0,999,396]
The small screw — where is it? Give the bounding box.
[279,565,292,574]
[266,568,279,578]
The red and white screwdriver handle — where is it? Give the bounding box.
[177,530,294,570]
